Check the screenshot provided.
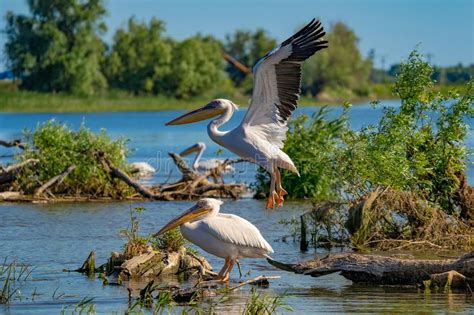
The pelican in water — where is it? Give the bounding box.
[130,162,156,177]
[180,142,234,173]
[154,198,273,282]
[166,19,328,208]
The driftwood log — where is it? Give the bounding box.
[0,159,38,185]
[268,252,474,287]
[154,152,245,200]
[97,151,245,201]
[97,152,156,199]
[34,164,76,199]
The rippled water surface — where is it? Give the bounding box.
[0,102,472,314]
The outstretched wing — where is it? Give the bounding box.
[200,214,273,253]
[242,19,327,148]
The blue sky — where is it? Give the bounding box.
[1,0,473,71]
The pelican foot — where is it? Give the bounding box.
[265,192,278,209]
[276,188,287,207]
[276,194,284,207]
[278,188,288,197]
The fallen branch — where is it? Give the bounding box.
[0,159,38,184]
[267,252,474,286]
[34,165,76,198]
[0,139,25,150]
[97,152,158,199]
[228,275,280,291]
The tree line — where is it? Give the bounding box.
[3,0,471,98]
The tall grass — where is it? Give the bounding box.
[0,259,33,304]
[242,288,293,314]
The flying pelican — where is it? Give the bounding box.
[165,19,328,208]
[180,142,235,173]
[153,198,273,282]
[130,162,156,177]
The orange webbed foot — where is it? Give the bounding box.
[266,192,279,209]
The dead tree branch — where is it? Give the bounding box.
[97,152,157,199]
[34,165,76,198]
[0,159,38,184]
[0,139,25,150]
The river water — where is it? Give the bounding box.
[0,101,472,314]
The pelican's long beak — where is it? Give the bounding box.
[165,104,224,126]
[179,143,200,157]
[153,204,211,237]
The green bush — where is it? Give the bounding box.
[340,51,473,212]
[13,120,133,197]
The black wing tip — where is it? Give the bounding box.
[282,18,327,50]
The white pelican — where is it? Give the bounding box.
[153,198,273,282]
[179,142,235,173]
[165,19,328,208]
[130,162,156,177]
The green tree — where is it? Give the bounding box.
[103,17,173,94]
[4,0,108,95]
[168,35,226,98]
[302,22,372,97]
[224,29,277,86]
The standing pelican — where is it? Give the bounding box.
[153,198,273,282]
[180,142,234,173]
[165,19,328,208]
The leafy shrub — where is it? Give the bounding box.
[13,120,133,198]
[340,51,473,212]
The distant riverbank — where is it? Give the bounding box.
[0,81,466,113]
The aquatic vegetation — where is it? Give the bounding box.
[242,287,293,314]
[60,297,96,315]
[120,206,150,259]
[125,284,290,315]
[152,228,186,253]
[12,120,134,198]
[0,259,33,304]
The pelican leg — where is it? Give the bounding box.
[236,260,243,279]
[222,259,235,282]
[216,257,231,280]
[275,167,287,207]
[266,170,277,209]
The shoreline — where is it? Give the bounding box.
[0,94,399,113]
[1,82,466,113]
